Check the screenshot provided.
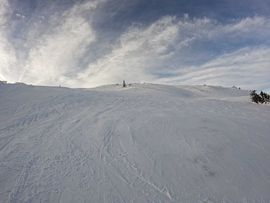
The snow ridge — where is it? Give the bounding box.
[0,83,270,203]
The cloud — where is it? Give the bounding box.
[76,16,180,87]
[76,15,270,88]
[20,1,101,85]
[0,0,269,90]
[158,47,270,90]
[0,0,17,81]
[22,15,95,85]
[0,0,105,84]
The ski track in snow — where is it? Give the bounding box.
[0,83,270,203]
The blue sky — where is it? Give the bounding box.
[0,0,270,90]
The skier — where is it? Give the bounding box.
[123,80,126,88]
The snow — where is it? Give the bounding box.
[0,83,270,203]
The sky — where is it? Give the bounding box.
[0,0,270,90]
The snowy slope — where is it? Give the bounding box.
[0,83,270,203]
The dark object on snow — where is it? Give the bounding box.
[123,80,126,88]
[250,90,263,104]
[250,90,270,104]
[260,91,270,103]
[0,81,7,85]
[232,86,241,90]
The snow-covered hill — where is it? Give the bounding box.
[0,83,270,203]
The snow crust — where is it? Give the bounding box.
[0,83,270,203]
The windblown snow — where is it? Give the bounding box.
[0,83,270,203]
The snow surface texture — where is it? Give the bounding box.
[0,83,270,203]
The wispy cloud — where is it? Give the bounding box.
[21,1,103,85]
[77,15,270,88]
[158,47,270,90]
[0,1,269,90]
[0,0,17,81]
[76,16,180,87]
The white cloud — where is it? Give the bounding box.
[76,16,180,87]
[20,1,100,85]
[75,16,270,88]
[0,0,17,81]
[0,1,269,90]
[0,0,105,85]
[22,16,95,85]
[224,16,269,33]
[158,47,270,90]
